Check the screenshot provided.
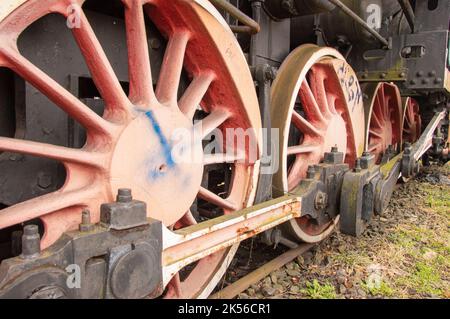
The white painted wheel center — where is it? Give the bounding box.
[110,106,204,226]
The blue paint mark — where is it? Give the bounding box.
[145,111,175,168]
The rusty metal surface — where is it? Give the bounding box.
[210,243,314,299]
[162,194,301,288]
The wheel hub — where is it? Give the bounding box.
[323,115,348,156]
[110,107,204,226]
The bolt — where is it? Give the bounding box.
[416,71,424,77]
[281,0,298,14]
[37,173,52,189]
[79,209,94,232]
[362,73,368,79]
[82,210,90,224]
[9,154,23,161]
[306,166,316,179]
[434,77,442,84]
[21,225,40,259]
[264,68,274,81]
[422,78,429,85]
[401,47,412,56]
[404,146,412,155]
[380,73,387,79]
[354,159,362,172]
[314,191,328,210]
[150,38,161,50]
[116,188,132,203]
[42,127,53,135]
[409,80,416,85]
[399,72,406,78]
[428,70,436,77]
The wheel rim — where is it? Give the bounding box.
[364,82,403,163]
[0,0,261,298]
[402,97,422,144]
[271,45,365,243]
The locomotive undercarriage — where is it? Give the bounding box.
[0,0,448,298]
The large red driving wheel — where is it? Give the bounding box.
[271,45,365,243]
[402,97,422,144]
[0,0,261,298]
[363,82,403,163]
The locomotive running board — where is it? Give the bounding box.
[162,195,302,287]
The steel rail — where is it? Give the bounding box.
[210,243,314,299]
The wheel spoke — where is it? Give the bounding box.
[179,210,198,227]
[0,137,105,168]
[287,158,305,191]
[406,109,413,126]
[200,109,231,139]
[374,94,385,122]
[156,32,190,105]
[0,186,96,230]
[70,9,131,115]
[308,66,332,118]
[164,273,182,299]
[124,0,156,106]
[291,111,322,137]
[369,129,383,139]
[385,99,392,120]
[0,48,113,136]
[326,94,338,115]
[203,152,244,165]
[287,144,318,156]
[298,80,326,124]
[372,108,384,129]
[198,187,238,211]
[179,72,215,119]
[368,144,379,152]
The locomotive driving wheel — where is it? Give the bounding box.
[363,82,403,163]
[402,97,422,144]
[0,0,261,298]
[271,45,365,243]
